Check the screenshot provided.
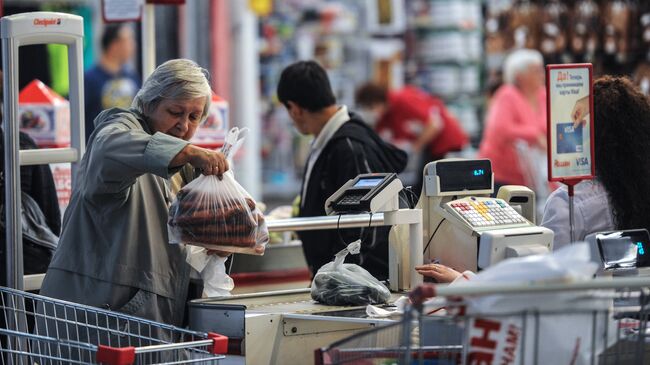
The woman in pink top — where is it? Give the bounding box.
[479,49,547,188]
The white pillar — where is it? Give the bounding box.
[230,1,261,199]
[141,3,156,80]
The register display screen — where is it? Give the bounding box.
[598,230,650,270]
[437,160,492,192]
[354,178,384,188]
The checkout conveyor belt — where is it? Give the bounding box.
[190,287,406,316]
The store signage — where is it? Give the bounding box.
[546,63,595,182]
[102,0,143,22]
[33,18,62,27]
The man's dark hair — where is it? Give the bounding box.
[101,23,127,52]
[355,82,388,107]
[277,60,336,112]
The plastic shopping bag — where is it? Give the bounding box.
[458,244,615,365]
[169,126,269,255]
[168,173,268,255]
[311,240,391,306]
[202,255,235,297]
[185,246,234,297]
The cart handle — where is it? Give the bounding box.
[208,332,229,354]
[96,345,135,365]
[410,276,650,304]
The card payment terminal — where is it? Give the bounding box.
[326,173,402,214]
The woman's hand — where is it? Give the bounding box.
[415,263,462,283]
[171,144,229,177]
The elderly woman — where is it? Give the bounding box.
[40,59,227,327]
[478,49,547,190]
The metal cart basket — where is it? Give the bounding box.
[316,277,650,365]
[0,286,228,365]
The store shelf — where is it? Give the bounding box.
[406,0,486,142]
[411,22,481,33]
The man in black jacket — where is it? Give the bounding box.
[277,61,407,280]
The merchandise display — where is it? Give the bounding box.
[486,0,650,87]
[407,0,484,144]
[18,79,70,148]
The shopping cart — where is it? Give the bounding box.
[316,277,650,365]
[0,286,228,364]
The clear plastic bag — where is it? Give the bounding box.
[169,126,268,255]
[168,173,268,255]
[311,240,391,306]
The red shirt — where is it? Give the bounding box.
[478,85,547,185]
[376,86,468,156]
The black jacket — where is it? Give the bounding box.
[0,131,61,235]
[298,114,407,280]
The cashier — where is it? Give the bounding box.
[541,76,650,248]
[40,59,228,326]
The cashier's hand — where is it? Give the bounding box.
[571,95,590,128]
[415,263,461,283]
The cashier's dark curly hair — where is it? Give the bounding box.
[594,76,650,230]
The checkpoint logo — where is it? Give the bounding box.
[33,18,62,27]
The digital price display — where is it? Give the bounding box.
[437,159,492,193]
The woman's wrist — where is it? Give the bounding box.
[170,144,194,168]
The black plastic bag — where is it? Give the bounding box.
[311,240,391,306]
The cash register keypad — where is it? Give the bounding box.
[449,199,527,227]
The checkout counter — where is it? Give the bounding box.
[189,159,556,364]
[190,172,422,364]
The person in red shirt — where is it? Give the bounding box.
[478,49,547,191]
[355,83,468,195]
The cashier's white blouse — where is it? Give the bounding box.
[541,179,615,250]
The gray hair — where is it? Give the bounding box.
[502,49,544,85]
[132,59,212,122]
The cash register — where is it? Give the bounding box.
[392,158,554,273]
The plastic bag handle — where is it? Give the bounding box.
[220,127,250,160]
[333,239,361,268]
